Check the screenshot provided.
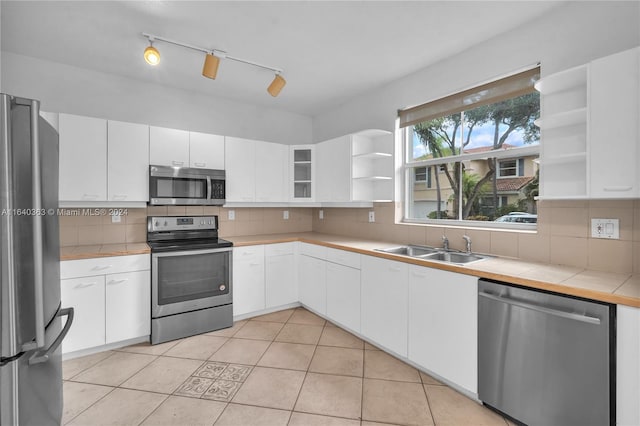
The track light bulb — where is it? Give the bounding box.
[267,74,286,97]
[202,53,220,79]
[144,44,160,66]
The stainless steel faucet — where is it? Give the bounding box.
[442,235,449,250]
[462,235,472,254]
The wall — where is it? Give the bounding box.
[0,52,312,145]
[312,200,640,275]
[59,206,313,247]
[311,2,640,141]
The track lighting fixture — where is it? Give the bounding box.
[141,32,286,96]
[143,40,160,65]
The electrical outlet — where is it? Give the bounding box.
[111,212,121,223]
[591,218,619,239]
[283,210,289,220]
[228,210,235,221]
[319,210,324,220]
[368,211,375,223]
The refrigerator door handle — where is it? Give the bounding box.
[27,99,47,352]
[29,307,74,365]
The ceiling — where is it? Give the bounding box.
[1,1,565,116]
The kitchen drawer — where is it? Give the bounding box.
[326,247,360,269]
[265,242,295,257]
[60,254,150,279]
[298,242,327,260]
[233,245,265,262]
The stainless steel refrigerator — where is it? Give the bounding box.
[0,94,74,425]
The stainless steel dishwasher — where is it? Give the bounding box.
[478,279,615,426]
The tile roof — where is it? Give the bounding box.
[496,176,535,192]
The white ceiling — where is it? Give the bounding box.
[1,1,565,116]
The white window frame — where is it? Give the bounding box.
[498,159,520,178]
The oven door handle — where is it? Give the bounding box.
[152,246,233,258]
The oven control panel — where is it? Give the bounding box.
[148,216,218,232]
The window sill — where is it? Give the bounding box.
[400,218,538,233]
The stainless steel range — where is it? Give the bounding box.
[147,215,233,344]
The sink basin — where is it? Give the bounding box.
[375,245,439,257]
[422,251,486,264]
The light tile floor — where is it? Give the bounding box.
[63,307,514,426]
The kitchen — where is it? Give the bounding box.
[0,1,639,426]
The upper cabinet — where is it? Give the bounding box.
[537,47,639,199]
[316,130,394,203]
[225,137,289,203]
[59,114,149,205]
[107,120,149,203]
[589,47,639,198]
[59,114,108,202]
[291,145,315,202]
[149,126,225,169]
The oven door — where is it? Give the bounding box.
[151,247,232,317]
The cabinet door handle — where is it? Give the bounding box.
[112,194,127,200]
[74,282,97,289]
[603,186,632,192]
[82,194,99,200]
[411,271,427,278]
[389,266,402,272]
[249,262,261,267]
[172,160,184,166]
[194,162,206,167]
[91,265,112,271]
[107,278,129,285]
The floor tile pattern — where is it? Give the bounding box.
[63,307,511,425]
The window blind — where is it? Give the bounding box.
[398,67,540,128]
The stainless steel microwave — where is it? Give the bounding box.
[149,165,225,206]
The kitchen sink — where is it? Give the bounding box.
[375,244,487,265]
[422,251,486,265]
[375,245,439,257]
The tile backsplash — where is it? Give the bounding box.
[59,206,313,247]
[312,200,640,275]
[59,200,640,274]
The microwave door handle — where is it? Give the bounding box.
[207,177,213,202]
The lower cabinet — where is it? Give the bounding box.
[361,255,409,357]
[233,245,266,316]
[265,243,297,308]
[408,264,478,394]
[298,254,327,315]
[60,254,150,354]
[325,247,361,333]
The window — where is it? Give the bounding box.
[400,67,540,226]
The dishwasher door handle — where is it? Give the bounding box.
[478,291,601,325]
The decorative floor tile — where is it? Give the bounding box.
[193,361,229,379]
[219,364,253,382]
[174,376,214,398]
[202,379,243,402]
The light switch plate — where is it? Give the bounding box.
[228,210,235,221]
[111,212,121,223]
[319,210,324,220]
[283,210,289,220]
[368,211,375,223]
[591,218,619,239]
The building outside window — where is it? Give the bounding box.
[401,67,540,226]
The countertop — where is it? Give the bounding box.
[60,232,640,307]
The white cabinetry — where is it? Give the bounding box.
[107,120,149,202]
[59,114,107,202]
[149,126,190,167]
[60,254,150,354]
[361,255,408,357]
[316,136,351,202]
[351,130,394,202]
[189,131,225,169]
[291,146,314,201]
[265,243,297,308]
[232,245,266,315]
[226,137,289,203]
[537,47,639,199]
[408,265,478,394]
[149,127,225,169]
[298,243,327,314]
[589,47,639,198]
[617,305,640,426]
[325,248,361,332]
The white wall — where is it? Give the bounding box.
[0,52,312,145]
[312,1,640,142]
